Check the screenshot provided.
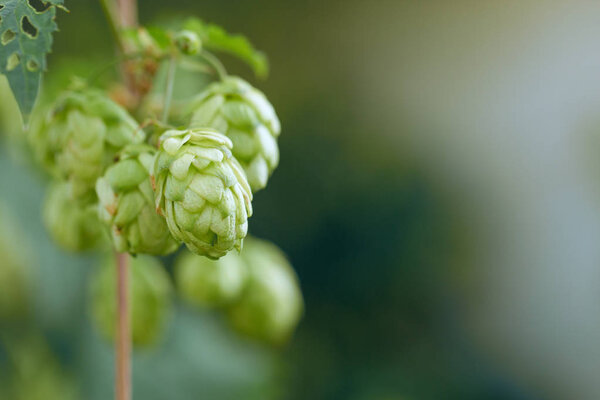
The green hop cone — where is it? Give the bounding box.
[43,181,105,252]
[90,254,172,346]
[29,89,145,197]
[227,237,303,344]
[96,144,179,255]
[188,76,280,191]
[175,249,247,307]
[153,128,253,259]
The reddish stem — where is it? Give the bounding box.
[115,252,130,400]
[117,0,138,28]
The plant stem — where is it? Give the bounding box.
[200,51,228,80]
[162,56,177,123]
[117,0,138,28]
[108,2,137,400]
[115,252,130,400]
[99,0,125,53]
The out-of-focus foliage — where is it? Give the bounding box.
[0,203,30,320]
[0,334,78,400]
[183,18,268,78]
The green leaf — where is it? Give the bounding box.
[0,0,65,117]
[184,18,269,79]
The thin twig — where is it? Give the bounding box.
[200,51,228,80]
[162,56,177,123]
[99,0,125,53]
[115,252,130,400]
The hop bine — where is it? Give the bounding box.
[188,76,280,191]
[29,89,145,198]
[96,144,179,255]
[152,128,253,259]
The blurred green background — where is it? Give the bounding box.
[5,0,600,399]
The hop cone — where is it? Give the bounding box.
[175,250,247,307]
[227,238,303,344]
[43,181,104,252]
[153,128,253,259]
[189,76,280,191]
[90,255,172,346]
[96,144,179,255]
[29,89,145,197]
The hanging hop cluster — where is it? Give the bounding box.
[30,89,145,197]
[96,144,179,255]
[188,76,280,191]
[153,128,253,259]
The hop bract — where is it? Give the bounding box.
[43,181,105,252]
[96,144,179,255]
[90,255,172,346]
[227,238,303,344]
[153,128,253,259]
[189,76,280,191]
[175,250,247,307]
[29,89,145,197]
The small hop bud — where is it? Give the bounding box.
[96,144,179,255]
[188,76,280,191]
[152,128,253,259]
[174,30,202,55]
[43,181,105,252]
[29,89,145,198]
[175,250,247,307]
[226,238,303,344]
[90,255,172,346]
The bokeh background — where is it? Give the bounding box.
[3,0,600,399]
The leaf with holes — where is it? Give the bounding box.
[184,18,269,79]
[0,0,65,118]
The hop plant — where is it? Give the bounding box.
[96,144,179,255]
[227,238,303,344]
[43,181,105,252]
[175,250,247,307]
[188,76,280,191]
[153,128,253,259]
[90,255,172,346]
[29,89,145,197]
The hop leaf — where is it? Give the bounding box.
[175,249,247,307]
[189,76,280,191]
[96,144,179,255]
[90,254,172,347]
[226,237,303,344]
[29,88,145,197]
[183,17,268,79]
[0,0,65,117]
[43,181,105,252]
[152,128,253,259]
